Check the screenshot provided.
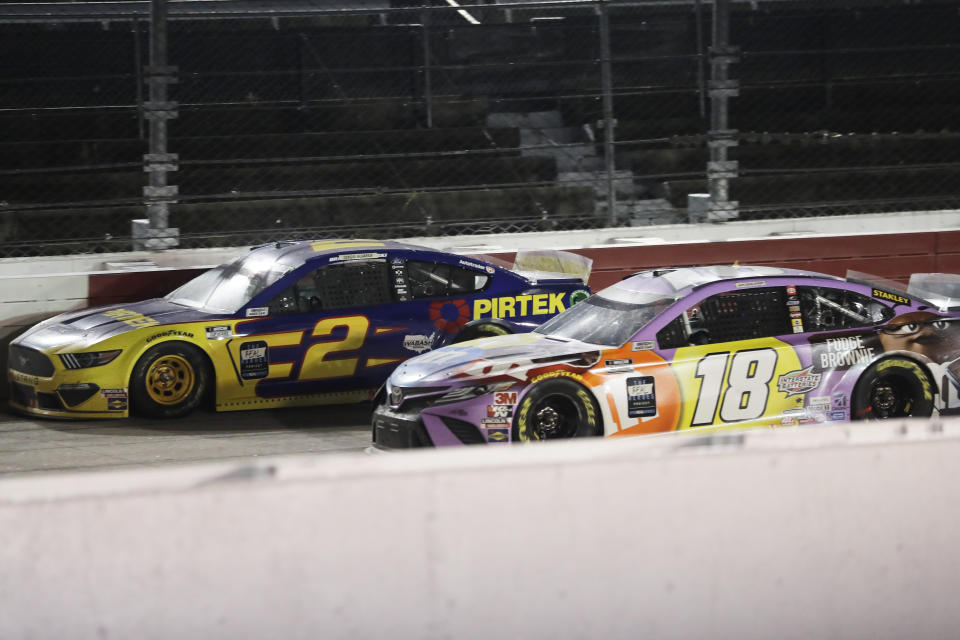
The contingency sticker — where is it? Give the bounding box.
[205,325,232,340]
[239,340,269,380]
[626,376,656,418]
[486,428,510,442]
[102,388,128,411]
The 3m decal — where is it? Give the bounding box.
[300,316,370,380]
[239,340,270,380]
[103,308,158,328]
[872,288,910,306]
[472,293,565,319]
[777,366,822,396]
[494,391,517,405]
[626,376,657,418]
[205,325,232,340]
[691,349,777,426]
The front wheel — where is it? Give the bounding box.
[451,322,511,344]
[512,378,602,442]
[130,342,210,418]
[851,357,934,420]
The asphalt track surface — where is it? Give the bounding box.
[0,402,375,476]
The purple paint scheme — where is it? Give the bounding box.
[373,266,960,448]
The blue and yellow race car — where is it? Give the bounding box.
[8,239,590,419]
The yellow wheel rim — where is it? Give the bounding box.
[145,354,195,405]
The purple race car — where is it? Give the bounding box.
[372,265,960,448]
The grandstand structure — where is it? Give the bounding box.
[1,0,958,255]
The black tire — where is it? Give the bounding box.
[451,322,512,344]
[512,377,602,442]
[851,356,935,420]
[130,342,211,419]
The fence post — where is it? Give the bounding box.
[134,0,179,249]
[598,0,617,226]
[705,0,739,221]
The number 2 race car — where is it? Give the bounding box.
[373,266,960,448]
[8,240,590,419]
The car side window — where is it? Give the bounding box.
[268,260,392,314]
[657,286,792,348]
[797,286,893,331]
[406,261,489,299]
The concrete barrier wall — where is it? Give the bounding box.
[2,418,960,639]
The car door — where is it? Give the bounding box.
[654,285,810,430]
[227,256,401,403]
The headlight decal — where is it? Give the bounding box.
[59,350,122,370]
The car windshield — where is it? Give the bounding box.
[165,252,293,313]
[534,291,677,346]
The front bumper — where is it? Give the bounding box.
[372,403,504,448]
[8,347,130,419]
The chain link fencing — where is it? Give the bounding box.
[1,0,959,257]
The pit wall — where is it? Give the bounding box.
[3,418,960,639]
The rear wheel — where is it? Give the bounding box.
[131,343,210,418]
[851,357,934,420]
[512,378,601,442]
[452,322,511,344]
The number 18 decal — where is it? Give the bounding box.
[691,348,777,426]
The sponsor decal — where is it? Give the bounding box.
[106,397,128,411]
[459,259,492,272]
[486,428,510,442]
[872,288,910,306]
[473,293,566,319]
[205,325,232,340]
[605,359,632,367]
[777,366,822,396]
[103,308,159,328]
[482,417,511,425]
[530,370,584,384]
[101,388,127,399]
[808,395,830,413]
[147,329,195,343]
[786,285,797,296]
[402,334,435,354]
[11,372,40,386]
[494,391,517,405]
[632,341,656,351]
[781,416,798,427]
[430,299,471,334]
[832,392,848,410]
[570,289,590,306]
[828,410,847,421]
[735,280,766,288]
[487,404,513,419]
[627,376,656,418]
[245,307,269,318]
[819,335,875,369]
[239,340,269,380]
[329,252,387,262]
[791,318,803,328]
[790,311,802,319]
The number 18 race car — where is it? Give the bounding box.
[372,265,960,448]
[8,239,590,419]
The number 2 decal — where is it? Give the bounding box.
[300,315,370,380]
[691,348,777,426]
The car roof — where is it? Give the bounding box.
[248,239,451,268]
[614,265,844,299]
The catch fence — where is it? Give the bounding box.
[1,0,959,256]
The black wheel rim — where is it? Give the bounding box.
[869,375,915,418]
[531,393,579,439]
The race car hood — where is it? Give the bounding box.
[15,298,213,352]
[390,332,601,387]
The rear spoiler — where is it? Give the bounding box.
[907,273,960,311]
[512,250,593,285]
